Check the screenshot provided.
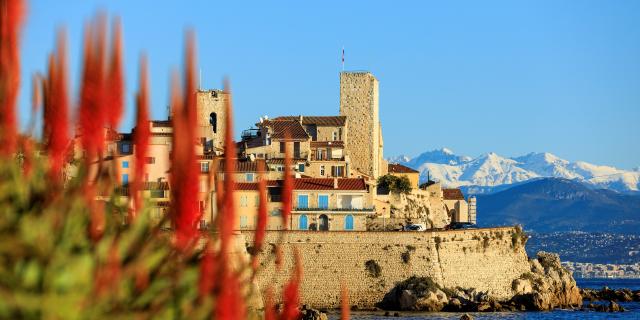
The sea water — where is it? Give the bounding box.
[329,278,640,319]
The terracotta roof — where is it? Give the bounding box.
[151,120,172,127]
[273,116,346,127]
[310,141,344,148]
[265,120,309,140]
[443,188,465,200]
[235,180,281,191]
[266,158,306,165]
[388,163,419,174]
[217,159,267,172]
[294,178,367,191]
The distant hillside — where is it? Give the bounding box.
[389,148,640,193]
[475,178,640,234]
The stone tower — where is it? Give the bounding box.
[196,89,229,154]
[339,72,385,179]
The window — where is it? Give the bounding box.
[318,195,329,209]
[331,166,344,177]
[254,195,260,207]
[338,128,343,141]
[298,164,305,173]
[150,189,164,198]
[279,141,286,153]
[333,131,338,141]
[209,112,217,133]
[145,157,155,164]
[240,215,248,229]
[345,215,354,230]
[277,166,284,172]
[122,174,129,184]
[320,165,325,176]
[200,162,210,173]
[297,194,309,209]
[246,173,254,182]
[299,215,308,230]
[199,180,207,192]
[121,143,130,154]
[240,195,248,207]
[122,161,129,168]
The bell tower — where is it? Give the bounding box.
[196,89,229,154]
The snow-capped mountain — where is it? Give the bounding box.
[389,149,640,193]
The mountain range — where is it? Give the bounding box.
[389,148,640,194]
[475,178,640,234]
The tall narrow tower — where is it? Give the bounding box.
[339,72,384,178]
[196,89,229,154]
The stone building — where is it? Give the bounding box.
[387,163,420,188]
[339,72,387,179]
[443,188,477,225]
[195,89,229,154]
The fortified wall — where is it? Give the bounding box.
[244,227,531,309]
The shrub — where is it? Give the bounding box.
[401,251,411,264]
[377,174,412,194]
[365,260,382,277]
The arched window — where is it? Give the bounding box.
[209,112,217,133]
[299,214,308,230]
[344,215,354,230]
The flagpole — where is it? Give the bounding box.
[341,46,345,72]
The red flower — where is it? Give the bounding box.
[131,55,150,218]
[281,249,302,320]
[341,282,350,320]
[170,32,200,250]
[106,17,124,129]
[43,30,70,182]
[281,137,293,229]
[252,161,268,272]
[0,0,26,156]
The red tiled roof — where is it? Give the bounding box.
[266,158,306,165]
[273,116,346,127]
[388,163,419,174]
[310,141,344,148]
[294,178,366,191]
[443,188,465,200]
[266,120,309,140]
[235,180,281,191]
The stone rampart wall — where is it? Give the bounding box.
[243,227,530,309]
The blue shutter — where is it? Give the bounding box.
[345,215,354,230]
[318,195,329,209]
[299,215,308,230]
[298,195,308,209]
[122,174,129,184]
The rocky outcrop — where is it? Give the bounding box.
[300,305,328,320]
[381,252,583,312]
[510,251,582,310]
[581,287,640,302]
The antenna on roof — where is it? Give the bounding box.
[199,69,202,90]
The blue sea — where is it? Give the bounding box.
[329,279,640,319]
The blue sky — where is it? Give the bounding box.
[19,0,640,169]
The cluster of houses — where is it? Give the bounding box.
[75,72,476,231]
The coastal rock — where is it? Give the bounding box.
[379,276,449,311]
[300,305,328,320]
[460,314,473,320]
[414,289,448,311]
[510,251,582,311]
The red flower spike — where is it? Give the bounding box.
[220,78,236,259]
[198,239,216,298]
[43,30,70,182]
[252,160,268,272]
[264,288,277,320]
[107,17,124,129]
[0,0,26,156]
[341,281,350,320]
[215,271,246,320]
[170,32,200,250]
[131,55,150,218]
[281,134,293,229]
[281,248,302,320]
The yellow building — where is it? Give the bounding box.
[387,163,420,188]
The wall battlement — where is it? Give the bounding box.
[244,227,531,309]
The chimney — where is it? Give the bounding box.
[299,115,303,123]
[333,177,338,189]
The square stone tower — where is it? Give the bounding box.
[339,72,385,179]
[196,89,229,154]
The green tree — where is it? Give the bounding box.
[377,174,412,194]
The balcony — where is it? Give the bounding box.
[293,206,375,212]
[310,155,345,161]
